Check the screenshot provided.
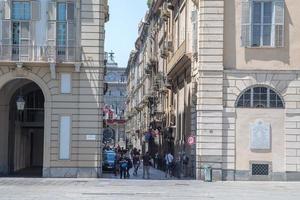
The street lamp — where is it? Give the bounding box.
[16,96,25,111]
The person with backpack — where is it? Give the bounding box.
[118,154,128,179]
[142,152,151,179]
[125,155,133,178]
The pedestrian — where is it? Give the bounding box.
[165,152,174,178]
[142,152,151,179]
[125,155,133,178]
[182,153,189,177]
[133,149,141,176]
[119,154,128,179]
[114,151,120,176]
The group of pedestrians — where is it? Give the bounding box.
[114,148,141,179]
[114,148,189,180]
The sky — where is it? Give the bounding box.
[104,0,148,68]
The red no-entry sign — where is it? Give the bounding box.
[187,136,196,145]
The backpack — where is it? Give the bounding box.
[121,161,128,169]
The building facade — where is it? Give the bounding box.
[126,0,300,181]
[103,52,127,148]
[0,0,109,178]
[126,0,197,177]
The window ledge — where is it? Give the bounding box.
[245,46,284,49]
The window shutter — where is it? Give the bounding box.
[241,1,251,47]
[191,10,198,55]
[48,2,56,21]
[67,2,75,21]
[47,22,56,45]
[3,1,10,20]
[31,1,40,21]
[2,20,11,59]
[274,1,285,47]
[67,21,76,60]
[0,1,4,20]
[47,21,56,61]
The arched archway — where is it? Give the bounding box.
[0,72,51,177]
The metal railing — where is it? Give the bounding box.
[0,45,81,63]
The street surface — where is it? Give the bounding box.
[0,167,299,200]
[102,166,173,180]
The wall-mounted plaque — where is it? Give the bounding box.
[86,135,97,141]
[250,120,271,150]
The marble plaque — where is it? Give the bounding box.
[250,120,271,150]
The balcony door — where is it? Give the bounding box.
[12,21,30,61]
[11,1,31,61]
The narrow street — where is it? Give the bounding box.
[102,166,175,180]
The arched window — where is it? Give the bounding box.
[236,86,284,108]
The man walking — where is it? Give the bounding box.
[165,152,174,178]
[142,152,151,179]
[119,154,128,179]
[133,149,141,176]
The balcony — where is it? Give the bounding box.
[0,45,81,63]
[167,40,192,75]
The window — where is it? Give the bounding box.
[59,116,71,160]
[12,1,31,20]
[61,73,71,93]
[241,0,285,47]
[48,1,75,60]
[236,86,284,108]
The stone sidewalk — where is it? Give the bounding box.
[0,178,299,200]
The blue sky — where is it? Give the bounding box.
[104,0,148,68]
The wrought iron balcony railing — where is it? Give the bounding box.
[0,45,81,63]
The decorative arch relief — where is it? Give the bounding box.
[250,120,271,150]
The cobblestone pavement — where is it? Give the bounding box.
[0,177,300,200]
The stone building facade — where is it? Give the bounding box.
[126,0,300,181]
[103,52,127,148]
[126,0,197,177]
[0,0,108,178]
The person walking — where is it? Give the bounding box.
[165,152,174,178]
[125,155,133,178]
[119,154,128,179]
[132,149,141,176]
[142,152,151,179]
[182,153,189,177]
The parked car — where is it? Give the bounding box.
[102,150,116,172]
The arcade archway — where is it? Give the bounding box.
[0,79,45,177]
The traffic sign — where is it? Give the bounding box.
[187,136,196,145]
